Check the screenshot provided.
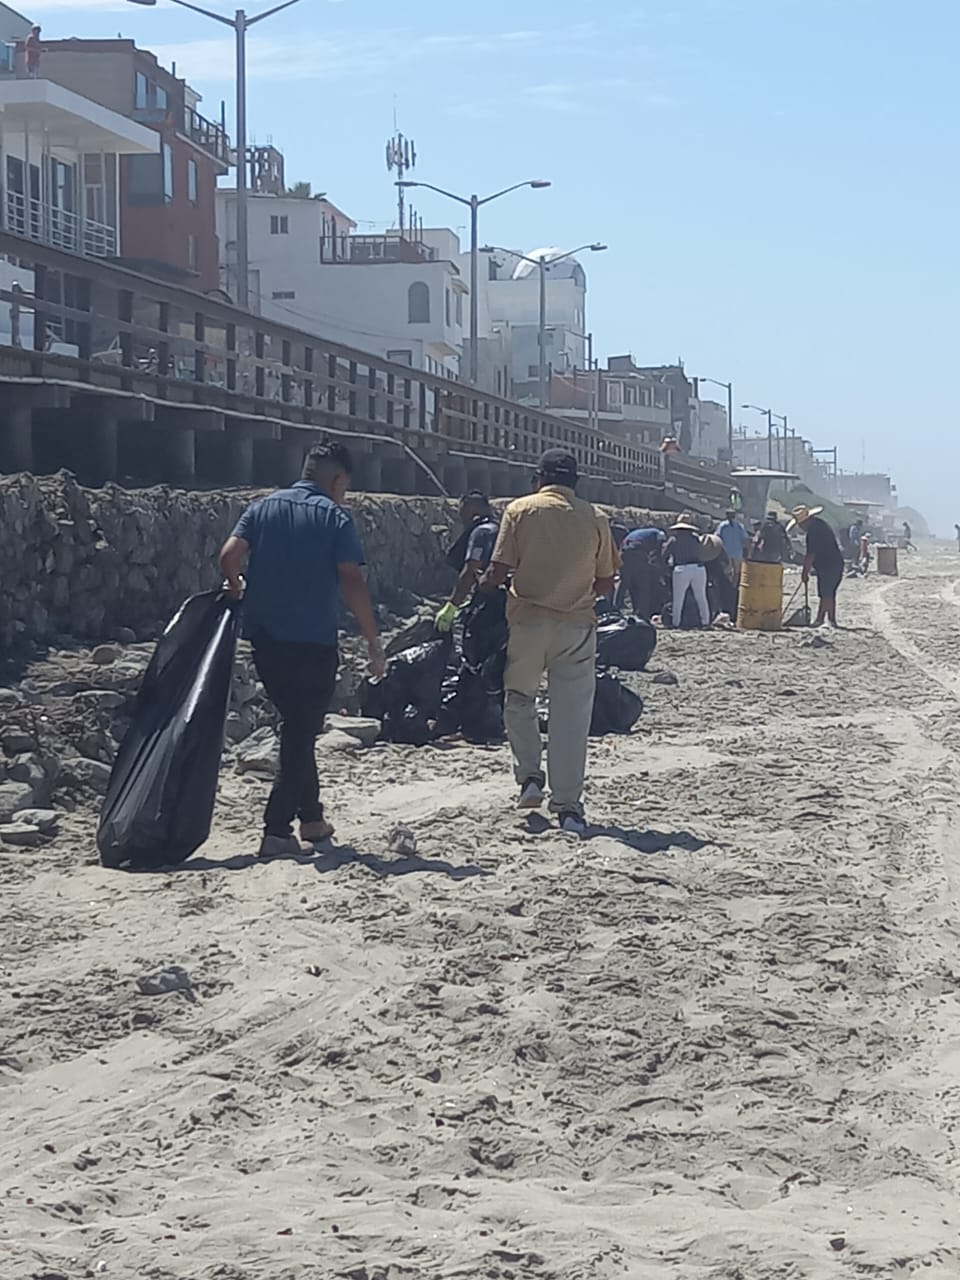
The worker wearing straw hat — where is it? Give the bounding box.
[787,505,844,628]
[664,513,710,628]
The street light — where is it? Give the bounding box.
[396,178,551,385]
[127,0,304,310]
[742,402,778,470]
[698,375,734,463]
[568,328,598,431]
[483,244,607,409]
[771,411,788,471]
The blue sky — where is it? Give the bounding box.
[30,0,960,528]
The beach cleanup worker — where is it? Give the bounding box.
[616,526,665,618]
[219,440,385,858]
[435,491,499,632]
[752,511,791,564]
[479,448,616,836]
[700,533,736,619]
[788,504,844,628]
[664,513,710,628]
[716,509,749,582]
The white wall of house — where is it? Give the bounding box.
[692,398,729,459]
[218,194,466,375]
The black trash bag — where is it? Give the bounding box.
[382,703,436,747]
[596,613,657,670]
[364,635,452,742]
[590,671,643,736]
[97,591,240,869]
[456,664,504,743]
[436,671,463,737]
[461,588,508,670]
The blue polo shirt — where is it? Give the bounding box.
[233,481,365,646]
[622,527,664,551]
[717,519,749,559]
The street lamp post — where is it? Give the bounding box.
[569,328,596,430]
[127,0,304,311]
[698,375,734,463]
[395,179,551,386]
[482,244,607,409]
[771,412,788,470]
[742,402,777,470]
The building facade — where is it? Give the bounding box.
[217,192,466,376]
[38,39,229,292]
[469,246,589,401]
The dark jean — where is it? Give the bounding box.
[616,549,659,619]
[251,632,339,837]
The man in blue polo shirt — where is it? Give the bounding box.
[219,440,385,858]
[716,509,749,581]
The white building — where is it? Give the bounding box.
[0,77,158,259]
[467,246,589,399]
[216,192,467,376]
[691,398,729,460]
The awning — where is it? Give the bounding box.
[0,79,158,154]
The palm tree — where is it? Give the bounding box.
[286,181,312,199]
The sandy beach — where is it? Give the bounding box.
[3,545,960,1279]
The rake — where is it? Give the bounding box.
[782,578,811,627]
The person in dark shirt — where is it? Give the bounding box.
[753,512,791,564]
[616,527,665,619]
[219,441,385,858]
[664,514,709,627]
[435,492,500,631]
[788,504,844,628]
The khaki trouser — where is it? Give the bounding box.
[503,618,597,817]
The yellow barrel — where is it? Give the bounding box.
[877,545,898,576]
[737,560,784,631]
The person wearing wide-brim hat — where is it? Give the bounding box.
[788,504,844,628]
[663,513,710,627]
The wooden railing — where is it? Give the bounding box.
[0,230,666,488]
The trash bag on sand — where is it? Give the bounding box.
[97,591,240,869]
[596,612,657,670]
[590,671,643,736]
[461,588,508,670]
[361,635,452,743]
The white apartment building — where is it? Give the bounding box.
[466,246,589,398]
[691,398,729,460]
[216,193,467,376]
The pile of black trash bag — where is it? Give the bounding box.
[361,590,507,746]
[365,597,650,745]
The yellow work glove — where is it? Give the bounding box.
[434,601,459,633]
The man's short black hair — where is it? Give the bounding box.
[460,490,489,506]
[302,438,353,480]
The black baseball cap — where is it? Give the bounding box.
[537,448,578,483]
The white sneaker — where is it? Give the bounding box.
[559,812,586,837]
[518,779,545,809]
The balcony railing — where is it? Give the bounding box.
[0,230,667,491]
[184,106,231,165]
[5,190,117,258]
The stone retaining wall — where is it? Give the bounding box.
[0,471,673,655]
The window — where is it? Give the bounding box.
[135,72,148,110]
[187,235,198,273]
[527,365,539,379]
[126,153,164,206]
[155,85,167,111]
[271,290,296,300]
[187,158,198,206]
[408,281,430,324]
[162,143,174,203]
[445,289,451,327]
[270,214,289,235]
[387,348,413,366]
[456,291,463,325]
